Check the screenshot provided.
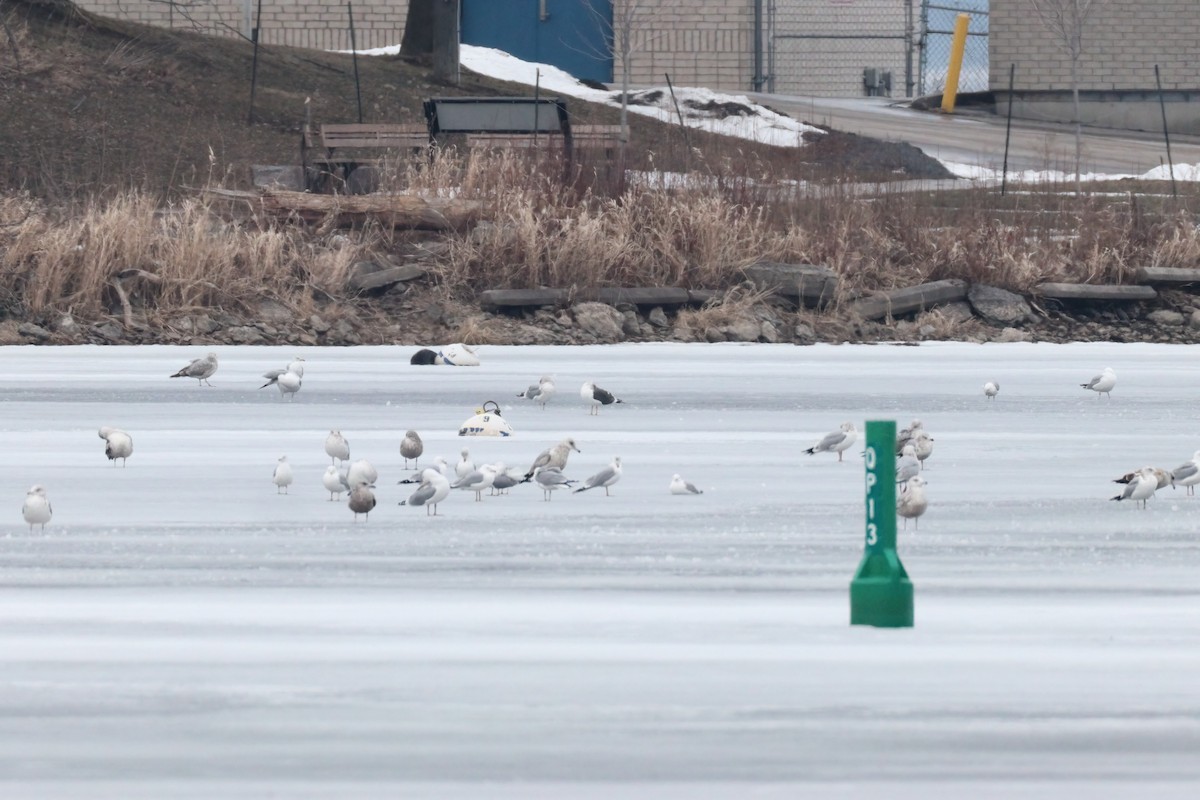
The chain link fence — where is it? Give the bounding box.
[766,0,987,99]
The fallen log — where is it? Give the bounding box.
[258,190,484,231]
[743,262,837,306]
[848,279,968,320]
[1134,267,1200,285]
[1034,283,1157,301]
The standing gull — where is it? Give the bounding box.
[322,465,344,501]
[1111,467,1157,508]
[344,459,379,492]
[1171,451,1200,496]
[260,357,304,401]
[170,352,219,387]
[455,448,475,481]
[535,466,576,501]
[670,474,703,495]
[897,476,928,530]
[21,485,52,532]
[400,430,424,470]
[272,456,293,494]
[451,464,497,502]
[574,457,623,496]
[580,381,623,415]
[490,463,522,495]
[518,375,557,410]
[911,431,935,469]
[805,422,857,462]
[348,483,377,521]
[98,426,133,467]
[983,381,999,400]
[895,444,920,485]
[895,419,923,455]
[325,430,350,464]
[521,437,581,482]
[399,457,448,485]
[401,469,451,516]
[1081,367,1117,399]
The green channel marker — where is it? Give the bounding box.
[850,419,914,628]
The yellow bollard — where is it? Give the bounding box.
[940,13,971,113]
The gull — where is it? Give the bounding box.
[260,357,304,401]
[895,419,924,455]
[21,485,52,532]
[400,430,424,470]
[518,375,557,410]
[399,457,449,485]
[1082,367,1116,399]
[911,431,935,468]
[805,422,857,462]
[670,474,703,495]
[895,444,920,484]
[98,426,133,467]
[897,476,928,530]
[325,430,350,464]
[345,458,378,491]
[580,381,623,415]
[400,469,451,515]
[1113,466,1170,490]
[574,457,623,496]
[455,448,475,480]
[170,352,218,386]
[984,380,999,400]
[272,456,293,494]
[348,483,377,521]
[1111,467,1157,508]
[1171,451,1200,496]
[522,437,581,482]
[535,466,576,501]
[490,463,522,495]
[451,464,497,502]
[322,465,344,501]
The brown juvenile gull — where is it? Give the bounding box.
[349,483,377,522]
[400,430,424,470]
[521,437,581,482]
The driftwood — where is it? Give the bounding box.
[848,279,968,320]
[1034,283,1157,301]
[1134,267,1200,285]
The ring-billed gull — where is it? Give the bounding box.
[574,457,622,496]
[98,426,133,467]
[322,465,344,501]
[455,448,475,480]
[325,430,350,464]
[897,476,928,530]
[400,469,451,515]
[400,430,424,470]
[534,466,576,500]
[170,352,218,386]
[490,463,522,495]
[1171,451,1200,496]
[399,457,448,485]
[21,485,52,532]
[348,483,377,521]
[984,381,999,400]
[451,464,497,502]
[1111,467,1157,508]
[521,437,581,482]
[518,376,557,410]
[896,444,920,484]
[805,422,857,462]
[272,456,293,494]
[260,357,304,401]
[1081,367,1116,398]
[670,474,703,495]
[581,381,623,415]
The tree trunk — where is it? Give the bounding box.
[432,0,460,85]
[1071,55,1082,195]
[400,0,434,57]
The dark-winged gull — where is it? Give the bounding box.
[21,485,52,532]
[534,466,576,501]
[573,457,622,496]
[521,437,581,482]
[580,381,623,415]
[98,426,133,467]
[400,469,451,516]
[670,474,703,495]
[170,352,218,386]
[348,483,377,521]
[400,430,424,469]
[272,456,293,494]
[1081,366,1116,398]
[804,422,857,462]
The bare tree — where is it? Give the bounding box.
[1027,0,1100,193]
[401,0,459,84]
[586,1,670,155]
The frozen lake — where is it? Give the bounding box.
[1,342,1198,799]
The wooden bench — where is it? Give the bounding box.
[302,123,431,192]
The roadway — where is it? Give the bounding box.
[748,92,1200,178]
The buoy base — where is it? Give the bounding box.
[850,550,914,628]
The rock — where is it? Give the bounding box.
[570,302,625,343]
[0,320,22,345]
[704,327,726,343]
[1189,310,1200,331]
[647,306,670,329]
[918,324,937,339]
[226,325,265,344]
[1148,309,1184,327]
[257,300,295,325]
[347,261,426,293]
[760,320,780,343]
[55,314,80,335]
[968,284,1031,326]
[743,261,837,306]
[793,322,816,344]
[721,311,763,342]
[994,326,1028,343]
[621,310,641,337]
[17,322,51,341]
[938,301,976,324]
[91,321,125,342]
[309,314,331,334]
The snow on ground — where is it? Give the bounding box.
[2,342,1200,798]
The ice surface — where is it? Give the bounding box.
[1,342,1198,798]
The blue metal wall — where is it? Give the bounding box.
[462,1,613,84]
